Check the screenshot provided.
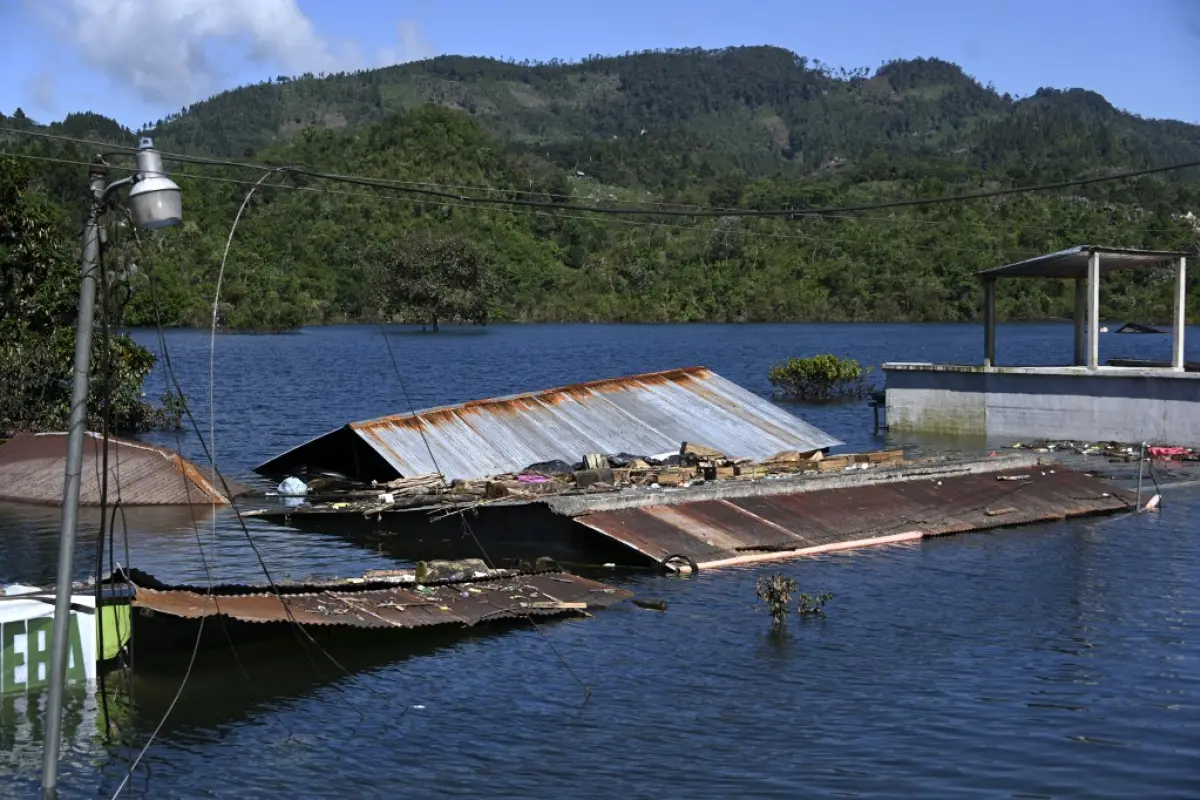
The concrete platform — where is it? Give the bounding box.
[883,363,1200,445]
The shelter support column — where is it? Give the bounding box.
[1087,251,1100,370]
[1073,278,1086,367]
[1173,256,1187,371]
[983,278,996,367]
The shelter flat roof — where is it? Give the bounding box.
[979,246,1187,279]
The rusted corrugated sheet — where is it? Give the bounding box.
[129,570,630,629]
[0,432,247,506]
[256,367,842,482]
[573,467,1132,569]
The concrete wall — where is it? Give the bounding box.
[884,364,1200,445]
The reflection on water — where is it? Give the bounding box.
[0,324,1197,798]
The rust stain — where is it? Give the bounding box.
[275,366,841,482]
[129,570,631,629]
[350,367,713,430]
[0,432,246,506]
[574,467,1133,569]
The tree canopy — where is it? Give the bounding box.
[0,156,176,436]
[1,47,1197,331]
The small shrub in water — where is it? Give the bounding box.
[756,574,798,627]
[768,354,872,403]
[796,591,834,616]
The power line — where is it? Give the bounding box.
[4,150,1191,260]
[5,123,1200,221]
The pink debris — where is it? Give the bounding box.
[1148,446,1189,459]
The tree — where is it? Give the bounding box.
[379,233,495,331]
[0,156,175,437]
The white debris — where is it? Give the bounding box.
[277,477,308,497]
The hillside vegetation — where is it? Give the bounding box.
[1,46,1198,328]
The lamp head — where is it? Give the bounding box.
[128,137,182,230]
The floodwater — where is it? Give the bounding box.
[1,323,1197,798]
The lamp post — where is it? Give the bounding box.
[40,138,181,798]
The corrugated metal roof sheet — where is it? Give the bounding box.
[128,569,630,629]
[573,466,1132,569]
[257,367,843,482]
[979,245,1187,279]
[0,432,246,506]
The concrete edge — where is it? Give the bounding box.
[543,454,1046,517]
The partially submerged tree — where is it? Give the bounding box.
[0,156,178,437]
[768,354,873,403]
[378,233,495,332]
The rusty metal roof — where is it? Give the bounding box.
[256,367,843,482]
[573,466,1132,569]
[127,569,630,629]
[979,246,1187,279]
[0,432,247,506]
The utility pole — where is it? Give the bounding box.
[41,140,181,799]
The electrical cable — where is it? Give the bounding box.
[129,215,401,720]
[375,326,593,702]
[5,125,1200,221]
[209,169,285,564]
[3,151,1193,262]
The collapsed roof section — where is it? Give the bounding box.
[256,367,843,483]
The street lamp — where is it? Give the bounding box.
[40,138,182,798]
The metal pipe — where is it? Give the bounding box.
[983,279,996,367]
[1173,256,1187,371]
[1087,251,1101,370]
[1136,442,1146,509]
[41,159,108,798]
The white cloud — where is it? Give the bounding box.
[31,0,436,106]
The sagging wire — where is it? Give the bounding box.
[6,124,1200,220]
[138,243,295,718]
[87,204,151,791]
[128,208,405,719]
[210,169,287,562]
[3,150,1199,258]
[376,330,594,704]
[96,225,211,800]
[1135,442,1164,511]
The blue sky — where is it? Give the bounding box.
[1,0,1197,129]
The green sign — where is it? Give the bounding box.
[1,613,88,693]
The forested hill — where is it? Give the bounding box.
[2,46,1199,329]
[137,47,1200,184]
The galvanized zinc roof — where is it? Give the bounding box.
[256,367,843,483]
[979,245,1187,279]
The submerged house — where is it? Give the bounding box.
[256,367,843,483]
[883,246,1196,445]
[252,368,1132,572]
[0,432,247,506]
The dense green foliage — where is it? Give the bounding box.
[378,233,494,330]
[0,156,176,436]
[2,46,1199,329]
[769,355,873,403]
